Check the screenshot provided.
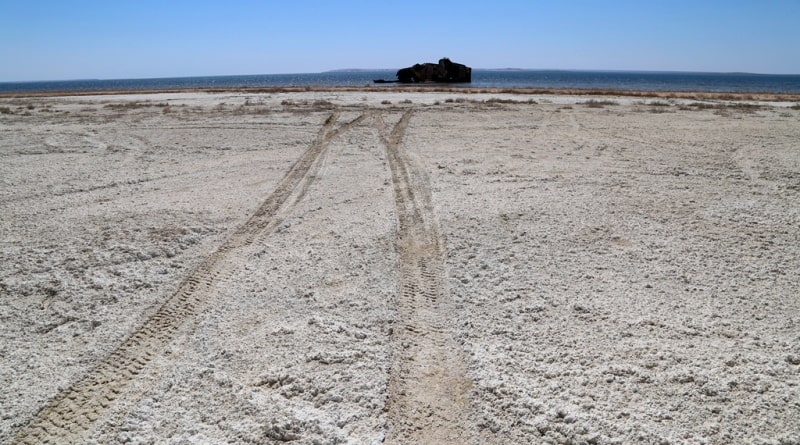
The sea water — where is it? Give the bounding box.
[2,70,800,94]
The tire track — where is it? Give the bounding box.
[376,111,474,444]
[229,110,372,246]
[12,110,361,445]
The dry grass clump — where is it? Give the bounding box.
[104,102,168,110]
[437,96,531,107]
[233,104,270,116]
[582,99,619,108]
[277,98,334,111]
[686,102,716,110]
[484,97,518,104]
[715,93,756,101]
[0,103,61,115]
[312,99,334,108]
[481,97,538,105]
[726,102,764,112]
[682,102,765,114]
[633,100,673,113]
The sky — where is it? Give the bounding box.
[1,0,799,82]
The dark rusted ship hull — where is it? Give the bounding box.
[375,58,471,84]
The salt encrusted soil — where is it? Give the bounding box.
[1,91,799,444]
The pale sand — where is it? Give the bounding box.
[1,91,799,444]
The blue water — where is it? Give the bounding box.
[2,70,800,94]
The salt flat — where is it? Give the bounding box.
[1,91,798,444]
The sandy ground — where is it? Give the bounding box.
[1,91,799,444]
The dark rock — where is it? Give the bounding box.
[375,58,471,84]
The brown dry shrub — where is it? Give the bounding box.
[582,99,619,108]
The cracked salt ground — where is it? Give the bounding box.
[1,91,799,444]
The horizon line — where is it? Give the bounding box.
[4,68,800,84]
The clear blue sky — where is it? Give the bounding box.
[2,0,799,81]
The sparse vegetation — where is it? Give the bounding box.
[276,98,335,111]
[717,93,755,101]
[790,103,800,110]
[485,97,517,104]
[728,103,764,113]
[312,99,334,108]
[683,101,765,113]
[243,98,265,106]
[582,99,619,108]
[633,100,673,113]
[381,100,392,105]
[477,97,539,106]
[103,102,168,110]
[687,102,715,109]
[0,106,13,115]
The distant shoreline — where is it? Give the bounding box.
[2,85,799,102]
[3,70,799,96]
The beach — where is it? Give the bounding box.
[1,90,799,444]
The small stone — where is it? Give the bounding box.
[573,304,590,313]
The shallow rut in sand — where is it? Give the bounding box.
[376,111,474,444]
[12,110,369,445]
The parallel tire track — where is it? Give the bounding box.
[377,112,473,444]
[230,110,372,246]
[13,111,361,445]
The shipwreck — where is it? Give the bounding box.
[375,58,471,84]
